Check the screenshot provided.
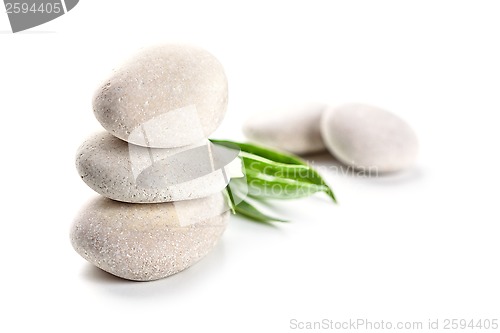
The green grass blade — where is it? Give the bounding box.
[226,184,287,223]
[245,169,331,200]
[212,139,336,202]
[240,151,312,180]
[211,139,304,165]
[234,199,288,223]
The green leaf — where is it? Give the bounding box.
[240,151,311,180]
[237,151,334,200]
[212,139,337,224]
[234,199,288,223]
[211,139,305,165]
[212,139,336,202]
[244,169,331,200]
[224,184,287,223]
[222,186,236,214]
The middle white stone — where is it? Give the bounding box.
[76,132,242,203]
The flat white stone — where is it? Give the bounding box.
[321,104,419,173]
[243,103,327,154]
[76,132,241,203]
[70,193,229,281]
[93,44,228,148]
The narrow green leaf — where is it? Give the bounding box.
[212,139,338,223]
[234,199,288,223]
[240,151,312,181]
[239,151,335,200]
[226,184,287,223]
[211,139,304,165]
[223,187,236,214]
[212,139,336,202]
[245,169,331,200]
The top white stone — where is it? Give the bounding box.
[93,44,228,148]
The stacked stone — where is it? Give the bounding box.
[71,44,240,281]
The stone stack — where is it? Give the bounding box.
[71,44,241,281]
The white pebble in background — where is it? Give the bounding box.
[70,193,229,281]
[76,132,241,203]
[321,104,419,173]
[243,103,327,154]
[93,44,228,148]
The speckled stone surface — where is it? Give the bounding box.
[93,44,228,148]
[76,132,241,203]
[70,193,230,281]
[243,103,327,154]
[321,104,419,173]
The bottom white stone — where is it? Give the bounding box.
[70,193,229,281]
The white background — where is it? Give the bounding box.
[1,1,499,332]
